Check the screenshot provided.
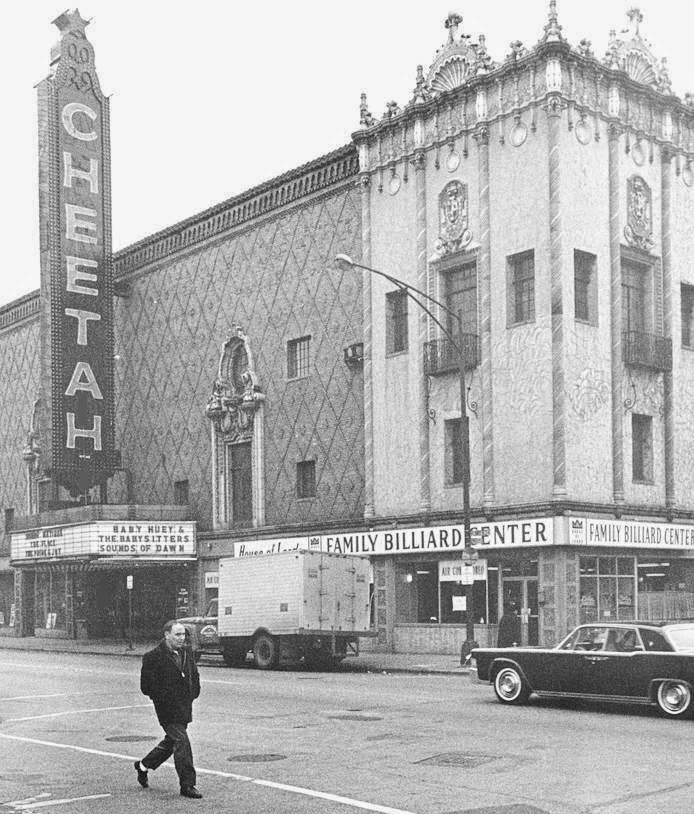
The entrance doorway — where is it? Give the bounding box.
[502,578,539,646]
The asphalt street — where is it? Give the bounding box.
[1,651,693,814]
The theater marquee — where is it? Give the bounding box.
[38,10,118,495]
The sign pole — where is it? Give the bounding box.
[126,574,133,650]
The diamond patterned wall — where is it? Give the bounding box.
[114,185,363,531]
[0,320,41,551]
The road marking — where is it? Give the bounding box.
[3,794,111,811]
[0,733,415,814]
[2,692,103,702]
[6,704,149,722]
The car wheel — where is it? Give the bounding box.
[493,666,530,705]
[253,634,279,670]
[656,680,693,718]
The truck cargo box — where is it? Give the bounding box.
[217,550,371,638]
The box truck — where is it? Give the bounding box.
[212,550,373,669]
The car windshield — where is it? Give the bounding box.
[666,625,694,651]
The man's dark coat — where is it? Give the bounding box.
[140,640,201,725]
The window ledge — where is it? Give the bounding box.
[632,479,655,486]
[386,349,409,358]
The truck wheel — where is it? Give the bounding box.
[253,634,278,670]
[222,644,247,668]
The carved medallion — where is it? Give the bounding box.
[624,175,654,250]
[437,181,472,255]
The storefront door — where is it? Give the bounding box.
[503,578,539,646]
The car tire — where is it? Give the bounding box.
[253,634,279,670]
[656,680,693,718]
[493,666,530,705]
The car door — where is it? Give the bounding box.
[581,627,641,698]
[560,625,611,695]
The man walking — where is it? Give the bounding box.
[134,620,202,799]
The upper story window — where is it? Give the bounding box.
[386,290,408,354]
[682,284,694,349]
[574,250,597,325]
[444,261,477,338]
[296,460,316,499]
[444,419,464,486]
[632,414,653,483]
[507,250,535,326]
[287,336,311,379]
[622,260,650,334]
[174,480,189,505]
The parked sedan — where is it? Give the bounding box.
[473,622,694,718]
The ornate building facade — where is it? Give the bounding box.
[1,4,693,653]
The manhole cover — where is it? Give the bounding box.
[415,752,496,768]
[227,754,287,763]
[328,713,382,721]
[105,735,157,743]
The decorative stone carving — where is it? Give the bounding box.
[411,65,430,105]
[205,327,265,442]
[576,39,594,58]
[425,12,497,95]
[359,93,375,128]
[601,9,672,94]
[624,175,654,250]
[433,180,472,258]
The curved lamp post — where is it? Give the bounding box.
[334,254,478,659]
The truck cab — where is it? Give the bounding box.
[179,598,220,661]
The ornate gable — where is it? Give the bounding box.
[602,8,672,94]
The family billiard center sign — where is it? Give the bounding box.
[38,10,118,495]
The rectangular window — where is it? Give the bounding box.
[287,336,311,379]
[507,250,535,325]
[574,250,597,324]
[296,460,316,499]
[386,290,408,354]
[632,414,653,483]
[682,284,694,348]
[174,480,189,505]
[622,260,648,334]
[579,556,636,624]
[444,419,464,485]
[4,508,14,533]
[228,442,252,525]
[444,261,477,338]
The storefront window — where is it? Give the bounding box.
[580,556,635,623]
[35,569,68,632]
[395,560,488,624]
[638,559,694,620]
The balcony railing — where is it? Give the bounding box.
[423,334,480,375]
[622,331,672,372]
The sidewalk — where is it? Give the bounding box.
[0,634,473,675]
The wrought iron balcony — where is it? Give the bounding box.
[423,334,480,376]
[622,331,672,372]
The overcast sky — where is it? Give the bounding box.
[0,0,690,308]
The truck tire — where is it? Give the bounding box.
[253,634,279,670]
[222,644,247,668]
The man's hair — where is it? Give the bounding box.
[163,619,184,634]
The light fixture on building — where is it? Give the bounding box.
[343,342,364,368]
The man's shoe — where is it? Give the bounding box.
[180,787,203,799]
[134,761,149,788]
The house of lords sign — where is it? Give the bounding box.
[38,10,118,494]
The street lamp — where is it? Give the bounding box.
[334,254,478,660]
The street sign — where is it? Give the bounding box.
[126,574,133,590]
